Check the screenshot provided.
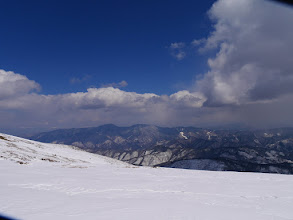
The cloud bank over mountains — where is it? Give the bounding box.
[0,69,207,129]
[1,0,293,131]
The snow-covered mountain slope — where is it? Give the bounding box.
[0,133,127,168]
[1,133,293,220]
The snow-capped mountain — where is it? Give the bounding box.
[30,124,293,174]
[1,133,293,220]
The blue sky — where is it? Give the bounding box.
[0,0,293,134]
[0,0,215,95]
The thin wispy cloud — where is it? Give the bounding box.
[101,80,128,88]
[169,42,186,60]
[191,39,205,47]
[70,75,91,84]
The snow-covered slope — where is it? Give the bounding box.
[0,133,127,168]
[1,133,293,220]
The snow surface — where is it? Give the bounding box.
[1,133,293,220]
[179,132,188,140]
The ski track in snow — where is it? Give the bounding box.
[1,133,293,220]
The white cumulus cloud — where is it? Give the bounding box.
[0,69,40,100]
[195,0,293,106]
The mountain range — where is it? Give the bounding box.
[30,124,293,174]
